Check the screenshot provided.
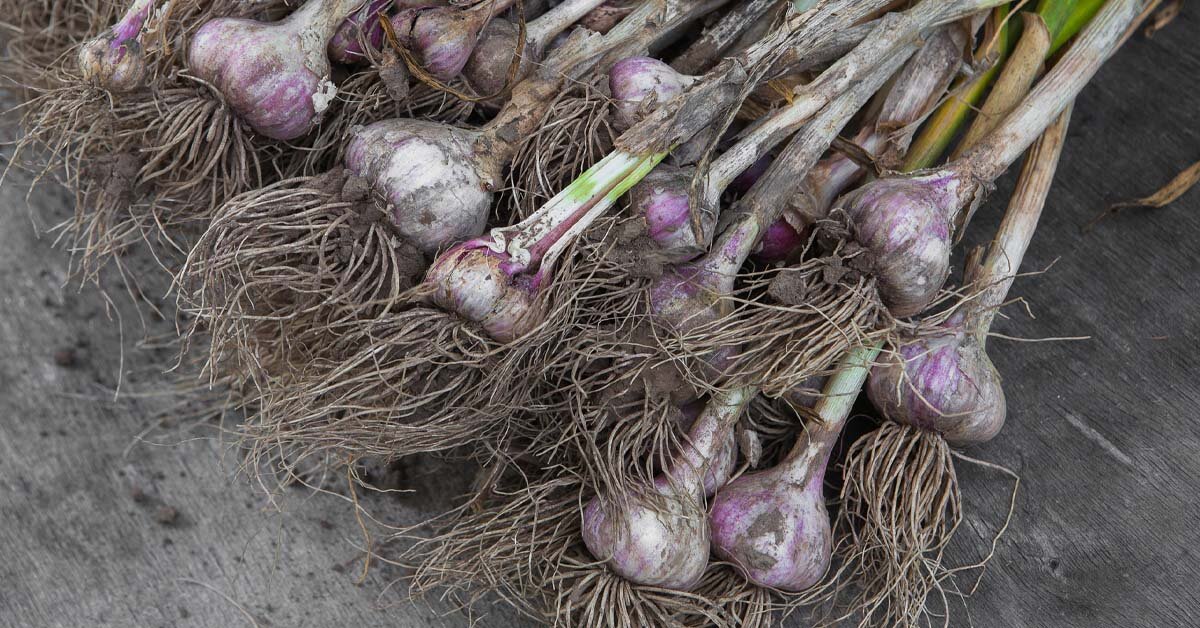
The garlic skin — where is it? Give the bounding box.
[581,477,710,589]
[648,215,751,332]
[867,329,1006,446]
[462,19,529,96]
[721,154,810,264]
[754,147,868,263]
[609,56,697,132]
[408,3,498,81]
[708,460,830,591]
[78,37,148,93]
[648,217,760,381]
[344,118,492,254]
[425,242,542,343]
[752,219,805,264]
[77,0,154,93]
[582,389,751,589]
[675,401,737,496]
[839,170,963,318]
[711,343,880,591]
[327,0,392,65]
[188,0,359,140]
[462,0,612,97]
[627,165,716,263]
[645,265,735,399]
[649,264,730,338]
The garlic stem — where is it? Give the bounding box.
[618,0,897,156]
[902,6,1014,173]
[290,0,365,43]
[952,12,1051,160]
[671,0,777,74]
[526,0,610,51]
[672,385,755,485]
[957,0,1145,184]
[487,151,668,274]
[111,0,156,44]
[781,342,881,484]
[717,43,913,266]
[969,106,1072,339]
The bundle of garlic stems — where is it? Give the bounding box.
[405,1,1145,626]
[404,9,981,624]
[419,0,993,348]
[0,0,1164,626]
[382,0,986,480]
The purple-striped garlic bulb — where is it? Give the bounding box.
[609,56,697,132]
[342,63,569,256]
[327,0,395,64]
[837,168,970,317]
[461,19,524,95]
[463,0,610,95]
[582,387,752,588]
[344,118,496,254]
[860,83,1081,446]
[647,260,736,387]
[648,215,761,377]
[635,215,760,403]
[189,0,364,140]
[425,239,543,342]
[78,0,155,92]
[627,144,783,265]
[710,345,875,590]
[626,164,719,263]
[709,423,833,590]
[867,317,1005,446]
[399,0,515,81]
[752,219,807,264]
